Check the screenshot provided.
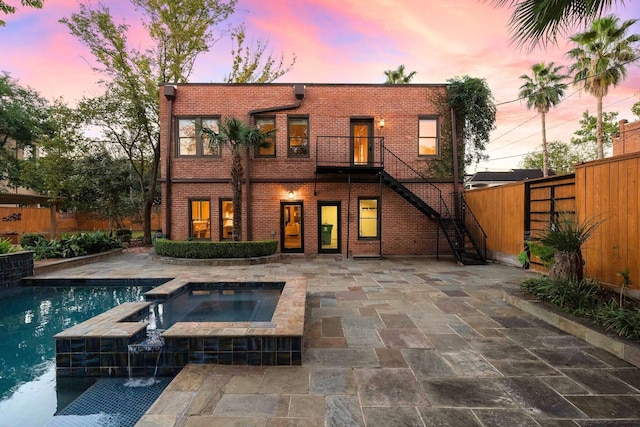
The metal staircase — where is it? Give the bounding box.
[381,146,487,265]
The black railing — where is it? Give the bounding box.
[458,193,488,261]
[316,136,384,169]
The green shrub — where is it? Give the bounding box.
[30,231,121,260]
[0,237,18,254]
[20,233,46,248]
[521,276,599,315]
[116,229,133,242]
[153,239,277,259]
[594,300,640,341]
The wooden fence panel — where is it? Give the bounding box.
[575,153,640,291]
[465,182,524,264]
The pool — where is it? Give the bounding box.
[55,277,307,376]
[0,279,170,427]
[148,282,284,328]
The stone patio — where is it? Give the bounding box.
[34,251,640,426]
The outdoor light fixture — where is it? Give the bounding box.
[288,191,294,199]
[378,117,385,128]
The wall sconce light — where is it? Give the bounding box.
[288,191,294,199]
[378,117,385,128]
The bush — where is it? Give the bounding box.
[28,231,121,260]
[521,276,599,315]
[0,237,18,254]
[20,233,46,248]
[153,238,277,259]
[116,229,133,243]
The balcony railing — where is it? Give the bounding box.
[316,136,384,170]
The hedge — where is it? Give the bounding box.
[153,239,278,259]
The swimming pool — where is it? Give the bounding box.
[0,279,169,427]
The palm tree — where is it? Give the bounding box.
[490,0,625,49]
[384,65,417,84]
[201,117,272,241]
[519,62,569,176]
[567,15,639,159]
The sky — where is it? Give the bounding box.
[2,0,640,173]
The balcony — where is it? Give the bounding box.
[315,136,384,174]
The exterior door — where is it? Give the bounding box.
[351,120,373,166]
[318,202,340,253]
[281,202,303,253]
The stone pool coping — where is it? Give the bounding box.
[54,276,306,340]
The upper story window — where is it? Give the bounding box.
[255,116,276,157]
[288,116,309,157]
[177,117,221,157]
[418,117,438,156]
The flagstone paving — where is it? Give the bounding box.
[35,251,640,426]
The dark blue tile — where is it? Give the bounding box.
[100,338,116,352]
[278,337,292,351]
[233,338,248,351]
[203,353,219,364]
[189,338,204,351]
[70,339,86,352]
[248,337,263,351]
[189,352,204,363]
[292,351,302,366]
[292,337,302,351]
[264,337,278,352]
[233,352,248,365]
[56,339,71,353]
[262,352,275,365]
[276,352,291,366]
[56,353,71,367]
[219,338,233,351]
[218,353,233,364]
[203,337,218,351]
[86,338,100,352]
[248,352,262,365]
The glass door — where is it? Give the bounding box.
[318,202,340,253]
[351,120,373,166]
[281,202,303,253]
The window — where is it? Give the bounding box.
[177,117,221,157]
[288,116,309,157]
[255,116,276,157]
[418,117,438,156]
[358,198,379,239]
[220,198,234,240]
[190,199,210,240]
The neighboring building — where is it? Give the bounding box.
[465,169,550,190]
[613,119,640,156]
[159,83,485,261]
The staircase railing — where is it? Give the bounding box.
[457,193,488,261]
[381,145,449,218]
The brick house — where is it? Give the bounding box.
[613,119,640,156]
[159,83,485,262]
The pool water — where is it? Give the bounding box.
[0,283,160,427]
[149,286,282,329]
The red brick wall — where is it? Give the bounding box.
[613,119,640,156]
[159,83,455,256]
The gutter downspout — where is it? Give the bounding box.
[163,85,177,238]
[245,84,306,241]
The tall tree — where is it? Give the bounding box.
[224,23,296,83]
[0,0,43,26]
[490,0,624,49]
[519,62,568,176]
[632,100,640,120]
[200,117,272,240]
[570,110,619,157]
[0,72,52,191]
[520,140,582,174]
[61,0,237,244]
[384,65,417,84]
[567,15,639,159]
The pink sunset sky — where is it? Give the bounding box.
[1,0,639,173]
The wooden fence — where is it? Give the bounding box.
[575,152,640,292]
[0,208,162,243]
[466,152,640,293]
